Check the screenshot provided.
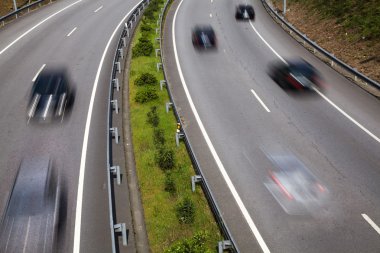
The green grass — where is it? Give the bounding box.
[128,1,222,252]
[287,0,380,40]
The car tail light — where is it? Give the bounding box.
[269,171,294,200]
[287,74,303,90]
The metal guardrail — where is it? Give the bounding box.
[106,0,149,252]
[0,0,49,25]
[157,1,239,252]
[261,0,380,91]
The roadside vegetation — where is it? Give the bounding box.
[0,0,45,18]
[287,0,380,40]
[128,0,222,252]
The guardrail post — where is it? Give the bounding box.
[113,78,120,91]
[118,48,124,59]
[114,223,128,246]
[175,130,184,147]
[110,127,119,144]
[133,13,137,22]
[218,240,232,253]
[191,175,202,192]
[156,20,160,26]
[165,102,173,113]
[129,20,133,29]
[122,37,127,47]
[155,37,161,43]
[138,8,141,15]
[160,80,166,90]
[111,100,119,114]
[110,165,122,185]
[155,48,161,57]
[156,63,162,72]
[155,28,159,34]
[115,62,121,73]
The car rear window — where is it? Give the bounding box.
[35,75,63,95]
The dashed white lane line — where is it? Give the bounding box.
[72,1,143,253]
[210,13,212,18]
[251,89,270,112]
[362,214,380,235]
[173,1,270,252]
[248,21,380,144]
[0,0,82,55]
[67,27,77,37]
[94,5,103,13]
[32,64,46,82]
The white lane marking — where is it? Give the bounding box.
[362,214,380,235]
[314,89,380,143]
[249,21,380,144]
[22,216,31,253]
[0,0,82,55]
[249,21,286,64]
[94,5,103,12]
[32,64,46,82]
[210,13,212,18]
[72,1,143,253]
[67,27,77,37]
[211,0,213,3]
[251,89,271,112]
[173,1,270,252]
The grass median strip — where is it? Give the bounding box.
[127,0,222,251]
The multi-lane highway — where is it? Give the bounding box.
[0,0,141,252]
[163,0,380,252]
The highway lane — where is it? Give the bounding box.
[0,0,140,252]
[167,0,380,252]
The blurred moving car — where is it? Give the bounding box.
[27,68,75,123]
[0,157,62,252]
[235,4,255,20]
[269,59,323,90]
[192,25,217,49]
[264,153,328,215]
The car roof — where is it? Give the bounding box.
[34,69,68,95]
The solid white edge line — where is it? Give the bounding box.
[32,64,46,82]
[249,20,286,64]
[94,6,103,13]
[314,89,380,143]
[72,2,143,253]
[0,0,82,55]
[251,89,271,112]
[67,27,77,37]
[249,21,380,144]
[362,214,380,235]
[173,1,270,253]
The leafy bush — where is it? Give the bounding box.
[153,128,165,147]
[155,146,175,170]
[135,72,158,86]
[164,173,176,195]
[176,197,195,224]
[147,106,160,127]
[164,231,212,253]
[132,37,153,57]
[135,87,158,103]
[141,22,153,33]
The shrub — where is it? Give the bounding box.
[153,128,165,147]
[164,173,176,195]
[134,87,158,103]
[155,146,175,170]
[164,231,212,253]
[147,106,160,127]
[132,37,153,57]
[176,197,195,224]
[141,22,152,33]
[135,72,158,86]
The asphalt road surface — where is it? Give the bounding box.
[0,0,141,252]
[163,0,380,252]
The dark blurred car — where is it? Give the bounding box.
[264,154,328,215]
[0,157,61,252]
[235,4,255,20]
[192,25,217,49]
[269,59,323,90]
[27,68,75,123]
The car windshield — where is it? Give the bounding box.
[290,63,315,79]
[35,74,64,95]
